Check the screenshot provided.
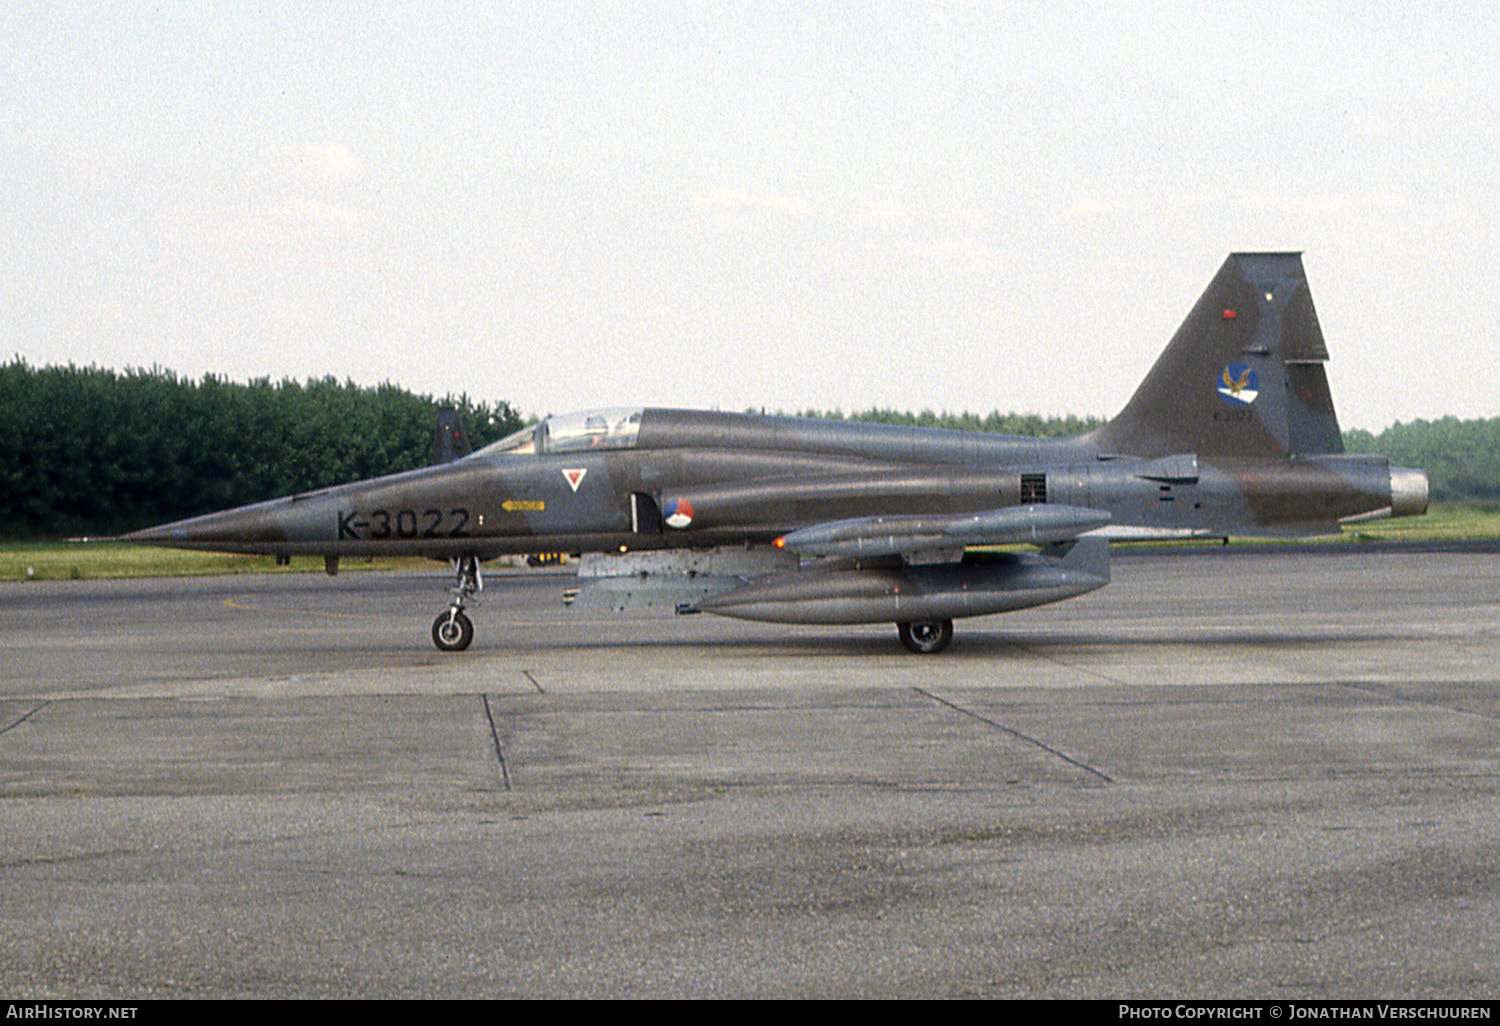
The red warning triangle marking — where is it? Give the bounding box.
[562,468,587,492]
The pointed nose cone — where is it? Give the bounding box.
[120,497,324,552]
[120,507,263,550]
[118,521,186,546]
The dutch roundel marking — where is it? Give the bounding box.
[562,468,587,492]
[1217,363,1259,406]
[663,497,694,529]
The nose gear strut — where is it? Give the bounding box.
[432,554,482,652]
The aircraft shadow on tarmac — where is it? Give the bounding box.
[451,625,1414,658]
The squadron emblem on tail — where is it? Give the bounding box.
[1217,364,1260,405]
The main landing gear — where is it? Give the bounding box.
[432,555,482,652]
[897,619,954,655]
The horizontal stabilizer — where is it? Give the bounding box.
[777,504,1110,558]
[1131,452,1199,483]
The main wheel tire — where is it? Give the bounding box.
[898,619,954,655]
[432,609,474,652]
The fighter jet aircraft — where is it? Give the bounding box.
[123,253,1428,654]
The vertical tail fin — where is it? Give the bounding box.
[1093,253,1344,459]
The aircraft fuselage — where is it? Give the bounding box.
[124,409,1416,560]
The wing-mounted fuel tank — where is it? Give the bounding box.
[695,538,1110,625]
[777,504,1110,559]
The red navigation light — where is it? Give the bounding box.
[773,537,786,549]
[1222,309,1237,320]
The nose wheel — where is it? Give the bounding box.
[897,619,953,654]
[432,555,482,652]
[432,609,474,651]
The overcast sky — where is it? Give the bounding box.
[4,2,1497,429]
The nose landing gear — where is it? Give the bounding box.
[432,555,482,652]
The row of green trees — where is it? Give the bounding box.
[1345,418,1500,503]
[0,359,523,537]
[789,407,1105,438]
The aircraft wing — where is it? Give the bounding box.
[775,503,1110,559]
[567,504,1109,615]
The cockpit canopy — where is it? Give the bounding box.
[473,407,644,458]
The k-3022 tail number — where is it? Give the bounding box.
[338,508,471,540]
